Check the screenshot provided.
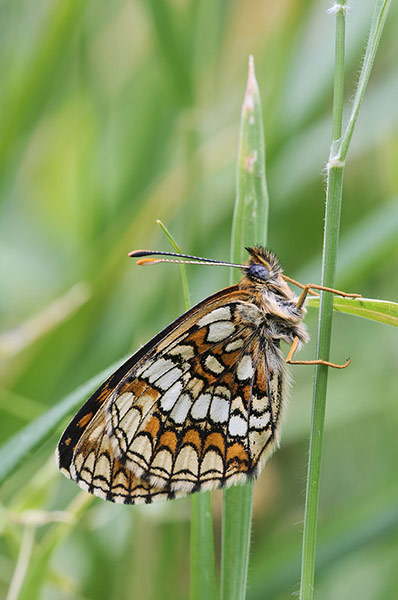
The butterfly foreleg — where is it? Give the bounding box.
[285,281,360,369]
[294,283,361,310]
[285,336,351,369]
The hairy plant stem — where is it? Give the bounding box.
[299,1,391,597]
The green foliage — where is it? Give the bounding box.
[307,296,398,327]
[0,1,396,599]
[300,4,392,597]
[221,56,268,600]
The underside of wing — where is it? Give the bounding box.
[56,285,246,475]
[105,300,286,494]
[65,409,188,504]
[56,286,261,504]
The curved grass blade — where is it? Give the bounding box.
[307,296,398,327]
[0,358,128,486]
[157,219,191,309]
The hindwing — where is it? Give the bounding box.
[57,287,285,504]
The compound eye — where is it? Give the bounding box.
[248,264,270,281]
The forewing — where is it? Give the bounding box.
[56,286,252,503]
[105,300,286,494]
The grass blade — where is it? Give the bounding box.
[0,358,128,486]
[307,296,398,326]
[190,493,217,600]
[0,0,84,178]
[230,57,269,267]
[156,223,217,600]
[338,0,392,162]
[221,55,269,600]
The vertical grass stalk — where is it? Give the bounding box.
[221,55,269,600]
[299,2,391,598]
[157,222,217,600]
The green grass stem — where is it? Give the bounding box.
[221,55,269,600]
[299,2,391,598]
[156,220,191,308]
[157,222,217,600]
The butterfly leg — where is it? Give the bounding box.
[287,283,360,369]
[285,283,360,368]
[295,284,361,310]
[286,337,351,369]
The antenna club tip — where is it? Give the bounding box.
[128,250,150,258]
[136,258,159,266]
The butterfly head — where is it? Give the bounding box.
[243,246,296,301]
[130,245,297,303]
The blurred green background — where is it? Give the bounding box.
[0,1,397,599]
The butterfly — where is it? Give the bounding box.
[56,246,359,505]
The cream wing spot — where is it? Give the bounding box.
[249,413,270,430]
[159,381,183,411]
[200,450,224,478]
[88,424,104,443]
[251,394,268,413]
[170,394,192,424]
[82,452,96,474]
[92,487,107,500]
[114,406,142,449]
[228,415,248,437]
[215,385,230,400]
[112,468,129,491]
[210,395,229,423]
[173,447,198,483]
[186,377,204,396]
[95,452,112,480]
[71,452,84,475]
[230,395,246,414]
[207,321,235,343]
[112,392,135,420]
[197,306,232,327]
[156,366,183,390]
[225,338,244,352]
[237,355,254,380]
[127,434,152,469]
[141,358,175,382]
[151,449,173,481]
[205,355,224,374]
[249,429,272,457]
[77,480,90,493]
[167,344,195,361]
[191,393,211,420]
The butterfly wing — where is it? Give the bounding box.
[104,297,286,495]
[56,286,262,503]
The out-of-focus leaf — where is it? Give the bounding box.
[307,296,398,326]
[0,358,127,486]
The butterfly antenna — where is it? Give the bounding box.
[129,250,246,269]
